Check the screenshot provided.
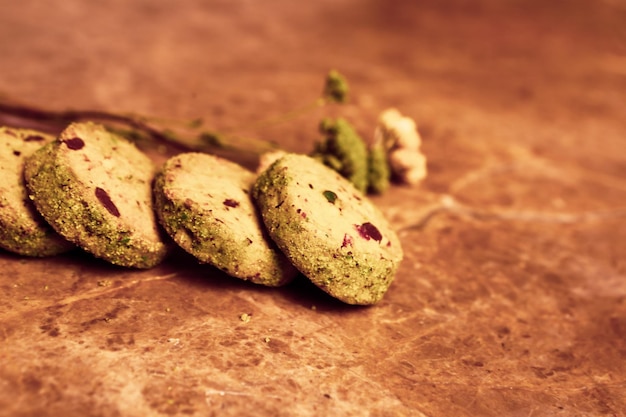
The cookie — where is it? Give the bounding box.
[24,122,169,268]
[153,152,297,286]
[0,126,74,256]
[253,153,403,305]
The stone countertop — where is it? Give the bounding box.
[1,1,625,416]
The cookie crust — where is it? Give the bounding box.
[253,154,403,305]
[24,122,168,268]
[0,126,74,256]
[154,152,297,286]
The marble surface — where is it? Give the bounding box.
[1,0,625,416]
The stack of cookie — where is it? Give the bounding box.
[1,122,403,305]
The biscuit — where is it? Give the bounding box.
[0,126,74,256]
[153,152,297,286]
[24,122,168,268]
[253,153,403,305]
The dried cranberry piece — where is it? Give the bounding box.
[95,187,120,217]
[63,137,85,150]
[356,222,382,242]
[223,199,239,208]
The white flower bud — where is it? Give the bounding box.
[392,118,421,150]
[404,165,428,185]
[374,108,428,187]
[377,108,422,151]
[388,148,427,185]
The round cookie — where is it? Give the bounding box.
[0,126,74,256]
[153,152,297,286]
[24,122,169,268]
[253,153,403,305]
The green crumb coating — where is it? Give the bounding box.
[253,154,403,305]
[312,118,369,193]
[323,70,350,103]
[367,141,391,194]
[0,126,75,257]
[23,122,169,268]
[153,152,297,286]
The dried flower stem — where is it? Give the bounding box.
[0,97,277,155]
[0,70,350,158]
[0,71,394,193]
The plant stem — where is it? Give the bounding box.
[0,98,278,156]
[0,70,350,161]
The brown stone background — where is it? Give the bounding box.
[1,0,626,416]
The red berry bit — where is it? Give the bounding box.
[63,137,85,150]
[95,187,120,217]
[342,233,354,248]
[356,222,382,242]
[223,199,240,208]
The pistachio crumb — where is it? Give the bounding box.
[323,190,337,204]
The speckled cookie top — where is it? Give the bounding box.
[253,153,403,304]
[57,123,160,238]
[0,126,74,256]
[154,152,297,286]
[0,127,52,207]
[23,122,168,268]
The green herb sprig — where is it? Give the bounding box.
[0,70,391,194]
